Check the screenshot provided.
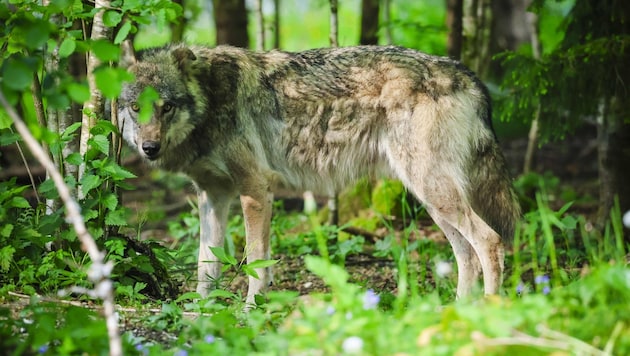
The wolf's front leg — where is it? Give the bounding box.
[196,189,232,297]
[240,189,274,307]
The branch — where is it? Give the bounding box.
[0,91,122,356]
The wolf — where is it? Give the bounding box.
[118,44,521,305]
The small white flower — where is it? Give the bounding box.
[342,336,364,354]
[435,261,453,278]
[623,210,630,228]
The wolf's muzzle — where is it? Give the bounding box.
[142,141,161,159]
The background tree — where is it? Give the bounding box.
[500,0,630,232]
[359,0,380,45]
[213,0,249,47]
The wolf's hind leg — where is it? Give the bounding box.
[196,188,233,297]
[422,179,504,295]
[240,187,274,307]
[431,217,482,298]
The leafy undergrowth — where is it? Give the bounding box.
[1,173,629,355]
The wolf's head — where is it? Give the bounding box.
[118,46,201,164]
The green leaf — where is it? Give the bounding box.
[58,37,76,58]
[103,10,122,27]
[65,152,82,166]
[38,179,59,199]
[9,196,30,208]
[246,259,279,270]
[91,40,120,62]
[24,20,51,50]
[101,193,118,211]
[89,134,110,155]
[105,209,127,226]
[94,67,133,98]
[0,224,13,238]
[0,110,12,130]
[80,174,101,193]
[103,164,136,180]
[0,245,16,272]
[2,58,33,90]
[114,21,132,44]
[208,246,237,266]
[137,86,160,123]
[66,82,90,103]
[0,130,20,145]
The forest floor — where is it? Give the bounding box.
[1,126,601,346]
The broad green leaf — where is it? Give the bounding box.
[0,224,13,238]
[101,193,118,211]
[58,37,76,58]
[0,110,12,130]
[105,209,127,226]
[102,163,136,180]
[80,174,101,193]
[38,179,59,199]
[114,21,132,44]
[94,67,133,98]
[0,245,16,272]
[137,86,160,123]
[10,196,30,208]
[66,82,90,103]
[65,152,82,166]
[103,10,122,27]
[208,246,237,266]
[24,20,51,50]
[91,40,120,62]
[2,58,33,90]
[246,259,279,270]
[89,134,110,155]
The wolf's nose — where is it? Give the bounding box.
[142,141,161,158]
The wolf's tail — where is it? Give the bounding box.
[468,139,521,242]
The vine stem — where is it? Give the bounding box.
[0,91,122,356]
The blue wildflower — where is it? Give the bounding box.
[516,283,525,294]
[205,335,216,344]
[542,285,551,295]
[326,306,336,315]
[535,275,550,284]
[38,345,48,354]
[362,289,380,310]
[174,350,188,356]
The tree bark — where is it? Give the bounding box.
[461,0,493,77]
[79,0,113,199]
[254,0,265,50]
[213,0,249,48]
[446,0,463,59]
[171,0,185,42]
[359,0,379,45]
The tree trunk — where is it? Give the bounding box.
[383,0,393,45]
[359,0,379,45]
[213,0,249,48]
[254,0,265,50]
[78,0,113,199]
[272,0,280,49]
[329,0,339,47]
[461,0,493,77]
[597,99,630,234]
[171,0,185,42]
[446,0,463,59]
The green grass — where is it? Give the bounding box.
[2,172,629,355]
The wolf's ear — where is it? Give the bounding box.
[172,47,197,74]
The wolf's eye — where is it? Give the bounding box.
[163,103,174,113]
[130,103,140,112]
